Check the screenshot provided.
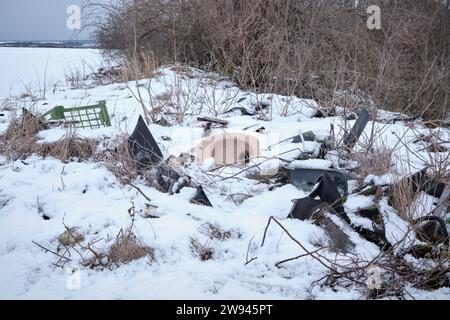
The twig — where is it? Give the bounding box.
[261,216,336,272]
[275,246,328,268]
[32,241,71,262]
[244,235,258,266]
[128,182,152,202]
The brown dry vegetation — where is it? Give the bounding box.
[108,227,155,265]
[40,130,97,163]
[0,109,97,162]
[353,143,394,183]
[101,134,139,184]
[85,0,450,119]
[0,109,45,160]
[189,237,214,261]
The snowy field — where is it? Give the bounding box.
[0,47,102,99]
[0,48,449,300]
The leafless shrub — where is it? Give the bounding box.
[35,223,105,269]
[154,91,172,103]
[107,227,155,265]
[87,0,450,118]
[119,53,164,124]
[200,78,241,117]
[141,65,206,124]
[189,236,214,261]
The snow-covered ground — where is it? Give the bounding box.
[0,48,448,299]
[0,47,102,99]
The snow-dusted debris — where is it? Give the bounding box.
[0,49,449,299]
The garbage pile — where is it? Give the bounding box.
[127,109,449,255]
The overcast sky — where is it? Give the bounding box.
[0,0,91,41]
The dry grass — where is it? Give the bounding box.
[0,108,98,163]
[58,227,85,247]
[199,222,242,241]
[389,130,450,221]
[0,108,46,160]
[89,0,450,118]
[189,237,214,261]
[354,145,394,183]
[102,134,138,184]
[119,52,163,83]
[39,129,97,163]
[424,150,450,188]
[108,227,154,265]
[389,174,422,221]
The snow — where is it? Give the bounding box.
[287,159,333,170]
[0,47,102,99]
[0,48,449,300]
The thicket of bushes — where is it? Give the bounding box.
[84,0,450,118]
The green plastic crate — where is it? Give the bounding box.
[41,100,111,129]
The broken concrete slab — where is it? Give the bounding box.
[128,115,164,168]
[343,108,370,150]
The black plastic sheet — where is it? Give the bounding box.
[128,115,163,168]
[191,186,213,207]
[288,197,324,220]
[344,108,370,149]
[290,168,348,195]
[309,173,350,223]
